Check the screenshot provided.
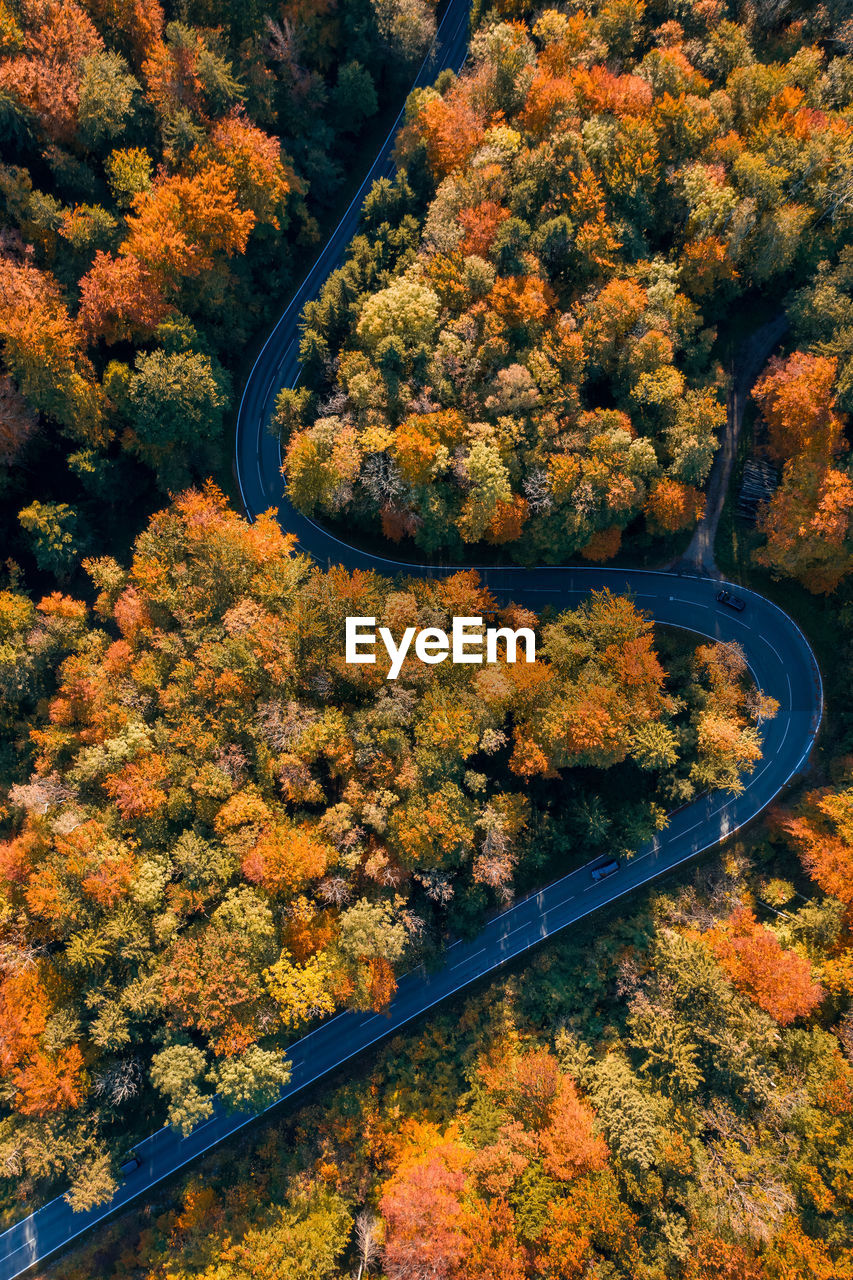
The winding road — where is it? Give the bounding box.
[0,3,824,1277]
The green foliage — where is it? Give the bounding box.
[0,0,438,586]
[77,51,141,151]
[332,62,378,134]
[17,500,80,576]
[125,348,230,490]
[151,1044,215,1136]
[210,1046,291,1114]
[0,486,764,1207]
[280,5,853,563]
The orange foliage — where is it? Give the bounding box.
[381,506,419,542]
[645,479,705,533]
[508,727,550,778]
[457,201,511,258]
[682,1235,763,1280]
[197,115,295,230]
[394,420,442,485]
[519,70,577,138]
[764,1217,849,1280]
[704,906,823,1025]
[282,904,336,963]
[81,848,137,906]
[489,274,554,331]
[105,752,169,819]
[78,251,171,344]
[241,823,329,894]
[381,1126,470,1280]
[13,1045,85,1116]
[540,1076,608,1181]
[754,352,845,464]
[141,32,204,120]
[756,456,853,593]
[538,13,594,76]
[367,956,397,1012]
[580,526,622,561]
[417,87,486,178]
[0,970,49,1074]
[582,277,648,359]
[458,1197,527,1280]
[113,585,152,639]
[82,0,163,65]
[37,592,88,621]
[163,927,265,1037]
[0,255,103,438]
[0,0,102,141]
[571,65,652,116]
[485,495,528,544]
[0,831,36,887]
[120,165,256,289]
[777,786,853,912]
[534,1178,638,1279]
[680,236,740,296]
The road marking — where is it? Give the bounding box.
[761,635,784,662]
[547,891,577,913]
[450,946,487,970]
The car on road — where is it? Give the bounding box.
[119,1154,141,1175]
[590,859,620,883]
[716,589,746,612]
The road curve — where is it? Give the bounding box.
[0,6,824,1278]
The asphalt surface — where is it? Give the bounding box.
[0,2,824,1274]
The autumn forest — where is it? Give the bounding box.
[1,0,853,1277]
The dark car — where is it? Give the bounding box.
[590,858,620,883]
[716,589,746,612]
[119,1154,141,1176]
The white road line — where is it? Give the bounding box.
[546,891,577,914]
[761,635,784,662]
[450,946,487,970]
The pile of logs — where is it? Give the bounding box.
[737,458,779,524]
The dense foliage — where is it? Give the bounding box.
[0,484,763,1211]
[45,792,853,1280]
[279,2,853,564]
[0,0,851,1273]
[0,0,436,574]
[750,258,853,593]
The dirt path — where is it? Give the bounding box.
[678,314,789,576]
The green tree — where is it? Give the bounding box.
[332,62,378,134]
[77,51,141,150]
[18,501,80,577]
[150,1043,214,1136]
[126,348,230,490]
[209,1046,291,1114]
